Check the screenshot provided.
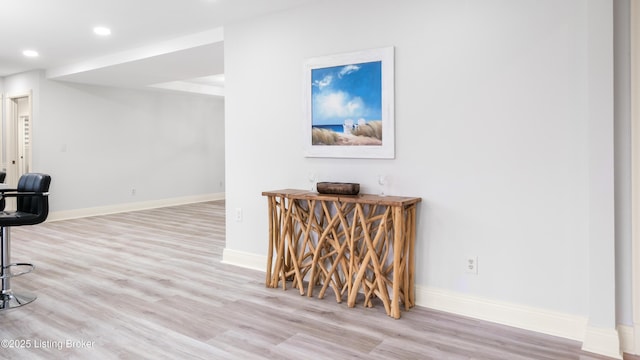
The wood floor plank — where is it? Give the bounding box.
[0,200,633,359]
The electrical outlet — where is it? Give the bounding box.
[465,256,478,275]
[235,208,243,222]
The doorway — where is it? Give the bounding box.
[4,92,32,209]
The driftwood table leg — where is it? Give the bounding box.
[407,205,416,308]
[391,205,404,319]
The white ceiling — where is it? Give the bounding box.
[0,0,315,95]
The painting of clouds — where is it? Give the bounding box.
[311,61,383,146]
[304,46,394,159]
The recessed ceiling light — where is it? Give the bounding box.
[22,50,39,58]
[93,26,111,36]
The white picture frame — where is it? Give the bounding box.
[303,46,395,159]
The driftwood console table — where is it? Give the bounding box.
[263,189,421,319]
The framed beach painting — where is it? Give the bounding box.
[304,46,395,159]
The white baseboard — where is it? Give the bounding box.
[635,322,640,355]
[220,249,627,358]
[48,192,225,221]
[416,286,588,342]
[221,248,266,272]
[582,325,622,359]
[618,324,634,355]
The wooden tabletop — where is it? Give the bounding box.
[262,189,421,207]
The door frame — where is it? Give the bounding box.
[631,0,640,353]
[4,90,32,188]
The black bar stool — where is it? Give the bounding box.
[0,173,51,310]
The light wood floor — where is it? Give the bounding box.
[0,200,635,359]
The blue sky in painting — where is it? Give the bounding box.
[311,61,382,126]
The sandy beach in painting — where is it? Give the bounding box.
[312,120,382,146]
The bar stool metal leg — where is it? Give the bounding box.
[0,227,36,310]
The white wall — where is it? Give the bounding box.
[3,71,225,213]
[224,0,619,346]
